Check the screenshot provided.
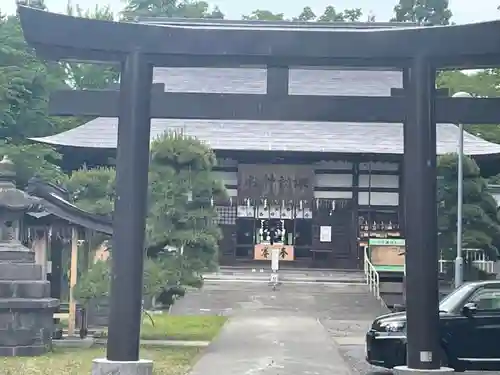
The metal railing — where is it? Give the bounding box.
[363,247,496,309]
[439,248,495,275]
[364,246,382,302]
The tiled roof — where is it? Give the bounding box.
[138,18,418,30]
[32,117,500,155]
[32,68,500,155]
[150,67,402,95]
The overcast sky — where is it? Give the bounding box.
[2,0,499,23]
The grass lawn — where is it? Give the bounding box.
[139,314,227,341]
[1,347,201,375]
[60,314,228,341]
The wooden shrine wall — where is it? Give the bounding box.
[214,157,401,268]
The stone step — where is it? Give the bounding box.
[206,269,366,284]
[0,298,59,309]
[203,274,365,284]
[0,251,34,263]
[0,344,48,356]
[0,280,50,298]
[0,263,42,280]
[219,265,364,273]
[218,266,365,276]
[379,281,403,294]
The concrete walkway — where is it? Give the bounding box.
[176,271,387,375]
[188,314,352,375]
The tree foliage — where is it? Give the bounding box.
[66,167,116,215]
[122,0,224,20]
[147,132,225,267]
[293,6,316,21]
[64,4,120,91]
[437,69,500,145]
[0,14,68,186]
[437,154,500,261]
[0,5,120,188]
[73,260,111,303]
[67,133,225,260]
[243,10,285,21]
[392,0,452,25]
[317,6,363,22]
[71,133,225,303]
[73,256,194,305]
[244,6,363,22]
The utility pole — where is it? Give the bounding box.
[452,91,472,289]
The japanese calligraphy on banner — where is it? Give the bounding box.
[254,244,294,261]
[238,164,314,201]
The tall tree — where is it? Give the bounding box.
[392,0,452,25]
[65,167,116,215]
[0,14,67,186]
[242,10,285,21]
[317,6,363,22]
[147,132,225,269]
[437,69,500,145]
[437,154,500,262]
[15,0,47,10]
[64,3,120,90]
[293,6,316,21]
[246,6,363,22]
[67,132,226,267]
[0,4,124,187]
[72,132,226,306]
[122,0,224,20]
[341,8,363,22]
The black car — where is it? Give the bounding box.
[366,280,500,372]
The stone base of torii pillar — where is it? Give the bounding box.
[92,358,153,375]
[394,366,454,375]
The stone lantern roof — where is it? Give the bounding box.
[0,155,40,253]
[0,156,40,216]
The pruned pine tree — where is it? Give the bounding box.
[72,132,226,305]
[437,154,500,262]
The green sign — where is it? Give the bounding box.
[368,239,406,246]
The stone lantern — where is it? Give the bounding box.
[0,156,59,356]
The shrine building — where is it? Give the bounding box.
[32,62,500,270]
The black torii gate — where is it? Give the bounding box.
[17,6,500,372]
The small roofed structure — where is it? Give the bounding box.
[21,178,112,338]
[25,178,112,235]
